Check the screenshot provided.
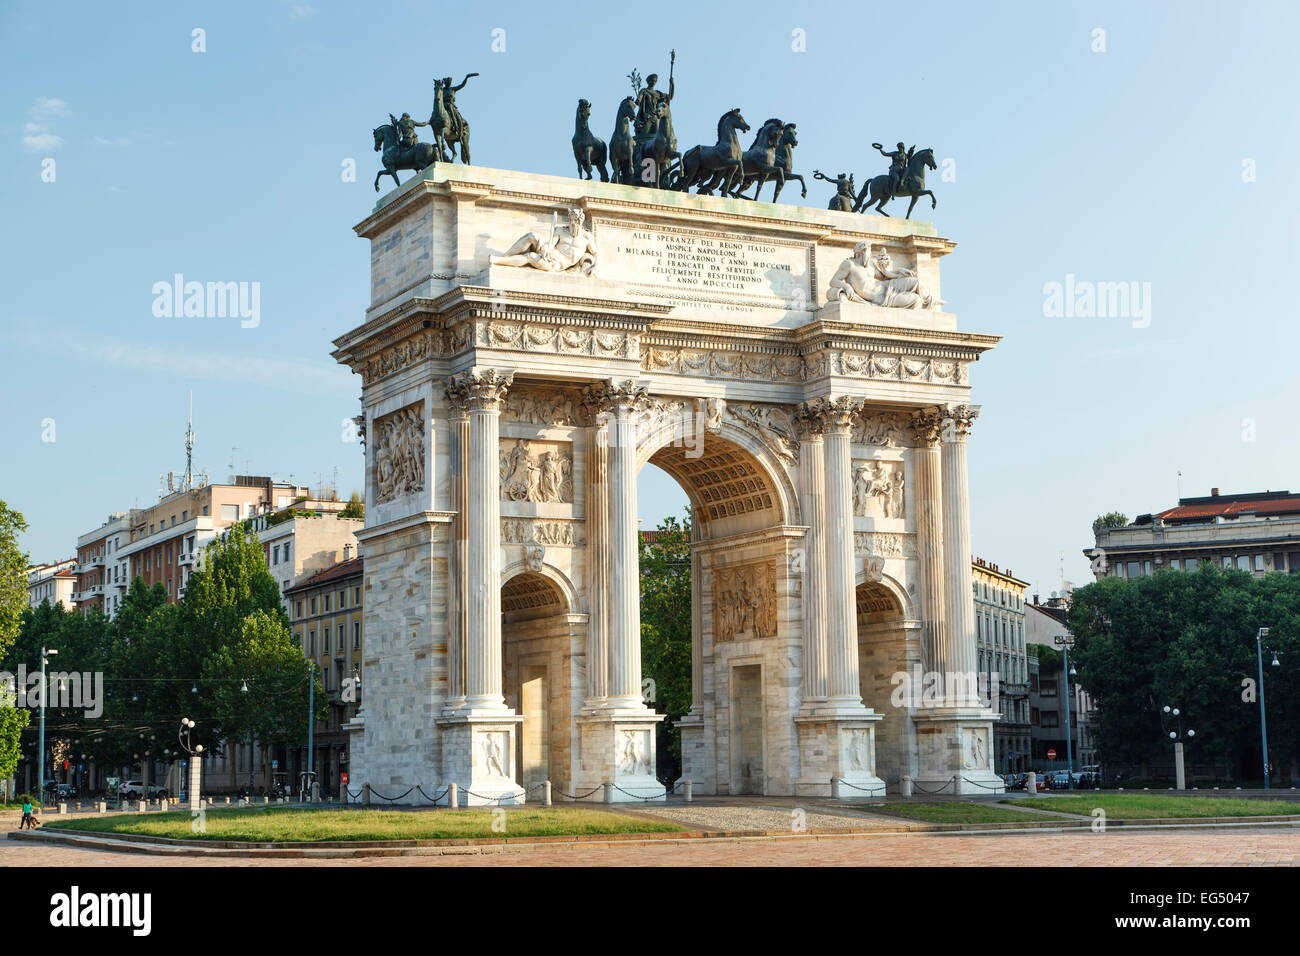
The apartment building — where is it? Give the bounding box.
[1089,487,1300,580]
[1026,597,1099,771]
[284,554,364,796]
[72,513,132,618]
[27,559,77,610]
[971,557,1032,773]
[249,500,362,609]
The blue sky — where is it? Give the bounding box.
[3,0,1298,599]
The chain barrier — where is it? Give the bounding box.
[346,787,363,800]
[368,786,415,803]
[555,786,604,801]
[415,785,452,804]
[610,784,668,802]
[834,778,886,795]
[910,776,956,795]
[961,776,1006,791]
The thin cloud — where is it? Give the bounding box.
[289,2,316,18]
[17,323,349,396]
[23,132,63,151]
[23,97,69,151]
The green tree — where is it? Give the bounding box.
[0,502,32,796]
[340,491,364,520]
[639,513,693,777]
[1091,512,1129,535]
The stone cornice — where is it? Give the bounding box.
[355,510,456,542]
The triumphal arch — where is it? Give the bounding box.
[332,163,1004,802]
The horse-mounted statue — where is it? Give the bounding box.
[372,114,439,192]
[728,119,806,203]
[628,52,680,189]
[676,108,751,195]
[609,96,637,186]
[854,142,938,219]
[572,99,609,182]
[814,170,856,212]
[423,72,478,165]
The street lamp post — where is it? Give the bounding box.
[1160,706,1195,789]
[307,663,314,803]
[1054,636,1076,790]
[37,647,58,807]
[178,718,204,812]
[1255,627,1280,789]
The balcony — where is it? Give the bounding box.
[178,549,198,567]
[112,576,129,590]
[1003,682,1030,699]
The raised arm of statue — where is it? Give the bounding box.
[452,72,479,92]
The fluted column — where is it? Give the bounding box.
[604,379,650,711]
[909,408,947,688]
[443,382,472,711]
[940,403,981,706]
[822,397,865,706]
[581,387,611,710]
[794,402,829,706]
[454,368,513,711]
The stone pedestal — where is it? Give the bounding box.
[913,708,1004,794]
[676,713,716,796]
[187,759,202,813]
[794,709,886,797]
[436,713,527,805]
[576,712,666,802]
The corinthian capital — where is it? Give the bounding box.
[581,379,649,422]
[447,368,513,412]
[799,396,862,436]
[938,403,980,442]
[908,406,947,446]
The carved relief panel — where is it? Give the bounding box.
[852,460,905,518]
[499,439,574,503]
[713,561,779,642]
[373,402,426,504]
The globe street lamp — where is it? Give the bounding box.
[178,717,204,812]
[38,647,57,807]
[1255,627,1280,789]
[1160,705,1195,789]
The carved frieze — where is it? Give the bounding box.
[642,346,807,383]
[503,387,581,426]
[724,402,799,465]
[853,408,910,447]
[373,402,426,504]
[359,330,438,386]
[501,517,581,546]
[852,460,905,519]
[854,531,916,558]
[500,439,574,503]
[712,560,778,642]
[479,321,637,359]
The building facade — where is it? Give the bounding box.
[73,513,131,618]
[284,554,364,796]
[1090,488,1300,580]
[249,504,362,612]
[971,558,1031,773]
[27,559,77,610]
[1026,599,1098,772]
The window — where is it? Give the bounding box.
[309,631,316,655]
[1290,552,1300,574]
[1223,556,1233,569]
[202,505,209,516]
[1253,554,1265,572]
[283,542,291,564]
[221,504,239,521]
[338,624,344,650]
[1169,558,1180,570]
[1273,553,1287,573]
[339,588,346,609]
[1185,558,1198,571]
[310,596,317,614]
[182,510,188,522]
[1143,560,1152,575]
[1040,679,1058,697]
[1040,711,1059,728]
[149,523,155,534]
[296,600,303,618]
[324,594,331,612]
[1236,555,1251,571]
[353,622,361,649]
[354,586,361,606]
[272,545,279,565]
[1126,561,1141,578]
[324,630,330,654]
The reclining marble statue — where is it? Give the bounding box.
[490,207,598,276]
[826,241,942,310]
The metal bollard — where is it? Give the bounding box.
[683,778,693,803]
[901,775,913,798]
[542,781,552,807]
[447,783,458,808]
[362,783,372,808]
[952,775,963,797]
[604,781,614,804]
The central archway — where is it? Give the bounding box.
[636,412,801,795]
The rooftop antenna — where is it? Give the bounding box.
[1177,470,1182,501]
[184,392,195,492]
[332,465,340,501]
[1059,550,1065,593]
[229,447,239,484]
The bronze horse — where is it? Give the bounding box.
[609,97,637,185]
[572,99,608,181]
[853,147,938,218]
[676,108,751,195]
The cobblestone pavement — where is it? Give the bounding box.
[4,829,1298,866]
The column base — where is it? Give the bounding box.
[677,711,716,796]
[912,708,1004,795]
[794,707,886,798]
[575,710,666,802]
[435,711,527,805]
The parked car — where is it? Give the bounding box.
[118,780,168,800]
[1050,771,1074,789]
[54,783,77,800]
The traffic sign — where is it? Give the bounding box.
[1047,748,1057,759]
[341,772,349,785]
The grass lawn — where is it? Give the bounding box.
[865,802,1048,824]
[1001,794,1300,819]
[43,806,685,843]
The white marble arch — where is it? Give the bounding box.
[853,568,915,620]
[498,559,582,616]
